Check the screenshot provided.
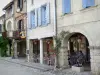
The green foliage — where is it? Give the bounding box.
[0,36,9,57]
[53,31,70,52]
[3,21,7,32]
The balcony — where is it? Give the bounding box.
[13,30,26,39]
[2,32,7,38]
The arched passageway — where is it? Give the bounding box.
[63,33,91,71]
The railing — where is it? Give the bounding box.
[2,32,7,38]
[13,30,20,39]
[13,30,26,39]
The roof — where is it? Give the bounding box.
[3,0,14,10]
[0,14,5,20]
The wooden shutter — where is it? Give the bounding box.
[87,0,94,7]
[38,8,42,26]
[62,0,71,14]
[46,3,50,24]
[27,12,31,29]
[31,11,35,28]
[35,9,38,27]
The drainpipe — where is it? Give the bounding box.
[54,0,59,69]
[54,0,57,36]
[26,0,30,62]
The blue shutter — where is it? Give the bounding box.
[87,0,94,7]
[62,0,71,14]
[41,6,46,25]
[41,7,44,25]
[82,0,94,8]
[82,0,87,8]
[46,3,50,24]
[30,11,35,28]
[27,12,31,29]
[35,9,38,27]
[30,12,32,28]
[38,8,42,26]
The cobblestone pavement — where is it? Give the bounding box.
[0,58,92,75]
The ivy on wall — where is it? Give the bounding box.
[0,36,9,57]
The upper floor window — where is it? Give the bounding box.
[31,0,34,5]
[7,21,12,31]
[17,0,23,11]
[18,20,24,31]
[7,6,12,18]
[82,0,95,8]
[31,11,35,28]
[41,6,46,25]
[38,3,50,26]
[62,0,71,14]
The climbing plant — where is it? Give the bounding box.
[0,36,9,57]
[53,30,70,69]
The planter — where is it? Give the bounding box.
[72,66,84,72]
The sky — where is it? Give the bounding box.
[0,0,11,16]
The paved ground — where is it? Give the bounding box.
[0,57,92,75]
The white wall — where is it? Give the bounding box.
[27,0,55,39]
[57,0,100,46]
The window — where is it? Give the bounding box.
[62,0,71,14]
[31,0,34,5]
[18,20,24,31]
[41,6,46,25]
[38,3,50,26]
[17,0,23,11]
[82,0,94,8]
[31,11,35,28]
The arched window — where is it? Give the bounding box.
[18,19,24,31]
[7,21,12,31]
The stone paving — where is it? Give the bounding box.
[0,57,92,75]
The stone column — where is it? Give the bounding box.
[40,39,43,64]
[14,41,18,58]
[26,39,30,62]
[29,40,33,62]
[59,46,69,69]
[89,46,100,75]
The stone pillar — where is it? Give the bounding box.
[29,40,33,62]
[40,39,43,64]
[89,46,100,75]
[58,46,69,69]
[14,41,18,58]
[26,39,30,62]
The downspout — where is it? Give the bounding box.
[54,0,57,36]
[26,0,30,62]
[54,0,59,69]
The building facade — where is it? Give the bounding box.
[57,0,100,75]
[27,0,56,65]
[0,14,5,37]
[13,0,27,58]
[3,1,14,56]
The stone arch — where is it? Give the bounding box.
[62,27,94,47]
[59,28,94,69]
[7,21,12,31]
